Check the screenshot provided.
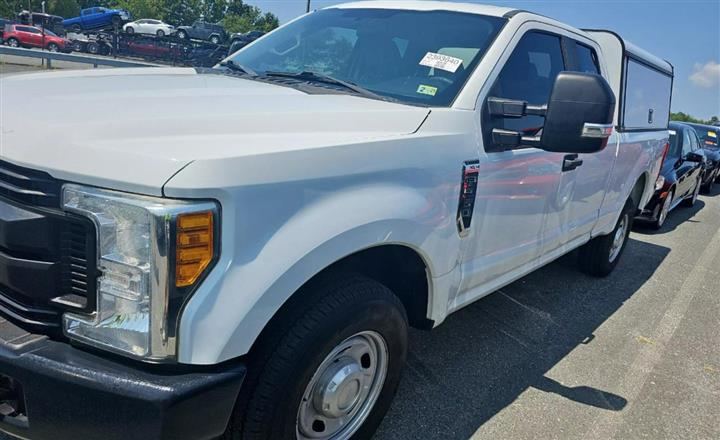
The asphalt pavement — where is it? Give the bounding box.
[373,188,720,440]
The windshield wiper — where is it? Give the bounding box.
[218,60,257,76]
[264,71,396,103]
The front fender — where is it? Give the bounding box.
[172,181,461,365]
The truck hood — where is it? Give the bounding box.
[0,68,430,195]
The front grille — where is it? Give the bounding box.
[0,160,61,208]
[0,160,96,335]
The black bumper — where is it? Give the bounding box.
[636,190,664,221]
[0,318,245,440]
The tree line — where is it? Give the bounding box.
[0,0,279,34]
[670,112,719,126]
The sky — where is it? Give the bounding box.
[246,0,720,120]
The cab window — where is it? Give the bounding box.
[689,131,701,151]
[489,31,566,135]
[681,129,693,156]
[576,43,600,74]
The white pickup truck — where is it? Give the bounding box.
[0,2,673,439]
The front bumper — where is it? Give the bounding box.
[636,190,665,221]
[0,317,245,440]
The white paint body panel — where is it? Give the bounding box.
[0,1,669,365]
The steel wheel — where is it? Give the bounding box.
[297,331,388,439]
[609,213,628,263]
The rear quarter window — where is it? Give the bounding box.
[576,43,600,74]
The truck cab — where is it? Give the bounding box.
[0,3,672,440]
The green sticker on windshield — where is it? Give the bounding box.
[417,84,438,96]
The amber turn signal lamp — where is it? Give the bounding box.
[176,211,213,287]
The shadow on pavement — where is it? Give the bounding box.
[374,236,669,439]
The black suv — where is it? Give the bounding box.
[176,21,227,44]
[227,30,264,55]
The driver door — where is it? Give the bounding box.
[459,30,565,294]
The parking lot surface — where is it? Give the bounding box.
[374,190,720,440]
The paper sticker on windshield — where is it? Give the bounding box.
[708,131,717,138]
[419,52,463,73]
[417,84,438,96]
[669,130,676,135]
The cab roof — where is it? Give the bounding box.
[330,1,516,18]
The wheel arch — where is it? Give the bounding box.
[242,244,432,357]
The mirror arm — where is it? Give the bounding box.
[488,97,547,118]
[491,129,542,150]
[525,104,547,117]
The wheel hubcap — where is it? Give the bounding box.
[297,331,388,439]
[609,214,628,263]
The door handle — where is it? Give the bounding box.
[562,154,583,172]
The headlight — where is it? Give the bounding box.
[62,184,219,361]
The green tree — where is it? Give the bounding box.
[670,112,719,125]
[198,0,225,23]
[160,0,200,26]
[112,0,163,20]
[48,0,80,18]
[222,1,278,33]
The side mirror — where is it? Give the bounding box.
[541,72,616,154]
[686,152,704,163]
[488,72,616,154]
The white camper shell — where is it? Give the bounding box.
[586,30,674,131]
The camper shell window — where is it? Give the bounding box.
[583,30,674,132]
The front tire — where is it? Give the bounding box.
[177,30,187,40]
[210,35,221,44]
[156,29,165,37]
[226,276,408,440]
[46,43,59,52]
[652,189,673,230]
[125,26,134,34]
[579,197,635,277]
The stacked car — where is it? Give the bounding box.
[3,23,72,52]
[123,19,175,37]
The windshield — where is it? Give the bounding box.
[226,8,505,106]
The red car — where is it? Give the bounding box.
[3,24,71,52]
